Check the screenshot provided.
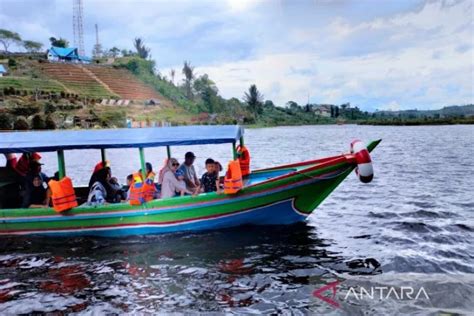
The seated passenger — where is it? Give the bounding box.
[125,174,134,201]
[178,152,200,192]
[22,160,51,208]
[200,158,221,194]
[175,167,187,193]
[87,167,111,206]
[16,152,42,177]
[214,161,224,189]
[159,158,193,198]
[134,162,155,184]
[88,160,109,189]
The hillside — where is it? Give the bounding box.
[0,58,169,102]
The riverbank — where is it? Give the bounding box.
[358,117,474,126]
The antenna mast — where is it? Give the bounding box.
[73,0,85,56]
[95,24,99,46]
[92,23,103,58]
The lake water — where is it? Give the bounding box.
[0,125,473,314]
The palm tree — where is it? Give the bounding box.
[133,37,150,59]
[182,61,195,99]
[170,69,176,85]
[244,84,264,116]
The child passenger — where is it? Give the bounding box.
[200,158,221,194]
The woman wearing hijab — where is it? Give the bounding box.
[87,167,116,206]
[159,158,193,198]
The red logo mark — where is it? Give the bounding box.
[312,280,341,308]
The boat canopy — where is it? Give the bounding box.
[0,125,244,154]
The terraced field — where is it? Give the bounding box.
[0,76,66,93]
[85,65,160,100]
[38,63,118,98]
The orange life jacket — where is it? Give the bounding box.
[48,177,78,213]
[224,160,243,194]
[236,145,250,177]
[129,181,144,205]
[129,172,156,205]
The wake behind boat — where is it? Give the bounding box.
[0,125,381,237]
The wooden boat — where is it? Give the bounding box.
[0,125,381,237]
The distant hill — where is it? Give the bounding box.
[374,104,474,118]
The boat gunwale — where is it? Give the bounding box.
[0,156,353,218]
[0,139,381,220]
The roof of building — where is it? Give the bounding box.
[0,64,7,73]
[48,46,78,58]
[0,125,244,153]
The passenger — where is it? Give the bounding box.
[177,152,200,192]
[3,153,17,169]
[125,174,134,201]
[175,167,187,193]
[87,167,112,206]
[214,160,224,190]
[200,158,221,194]
[159,158,194,198]
[88,160,109,189]
[134,162,155,184]
[214,161,223,174]
[15,152,42,177]
[22,160,51,208]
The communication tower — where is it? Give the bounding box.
[73,0,85,56]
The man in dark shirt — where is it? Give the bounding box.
[200,158,221,194]
[22,160,50,208]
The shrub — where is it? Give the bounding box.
[13,117,29,130]
[45,115,56,129]
[0,112,12,130]
[8,58,16,68]
[31,114,46,130]
[9,104,40,117]
[44,102,57,114]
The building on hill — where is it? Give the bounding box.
[47,46,91,64]
[0,64,7,77]
[314,105,332,117]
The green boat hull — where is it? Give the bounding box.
[0,140,381,237]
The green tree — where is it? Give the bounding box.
[23,40,43,52]
[182,61,195,100]
[264,100,275,108]
[49,37,68,48]
[244,84,264,116]
[0,29,22,52]
[133,38,150,59]
[193,74,216,94]
[31,114,46,130]
[286,101,299,112]
[109,47,120,57]
[13,117,29,130]
[194,74,220,113]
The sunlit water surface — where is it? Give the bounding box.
[1,125,473,314]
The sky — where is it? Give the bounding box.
[0,0,473,111]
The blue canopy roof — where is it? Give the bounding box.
[0,125,244,153]
[0,64,6,73]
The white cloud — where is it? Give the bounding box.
[165,0,473,109]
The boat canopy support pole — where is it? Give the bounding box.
[166,146,171,159]
[232,141,237,160]
[101,148,106,165]
[240,136,244,147]
[57,150,66,179]
[139,147,147,179]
